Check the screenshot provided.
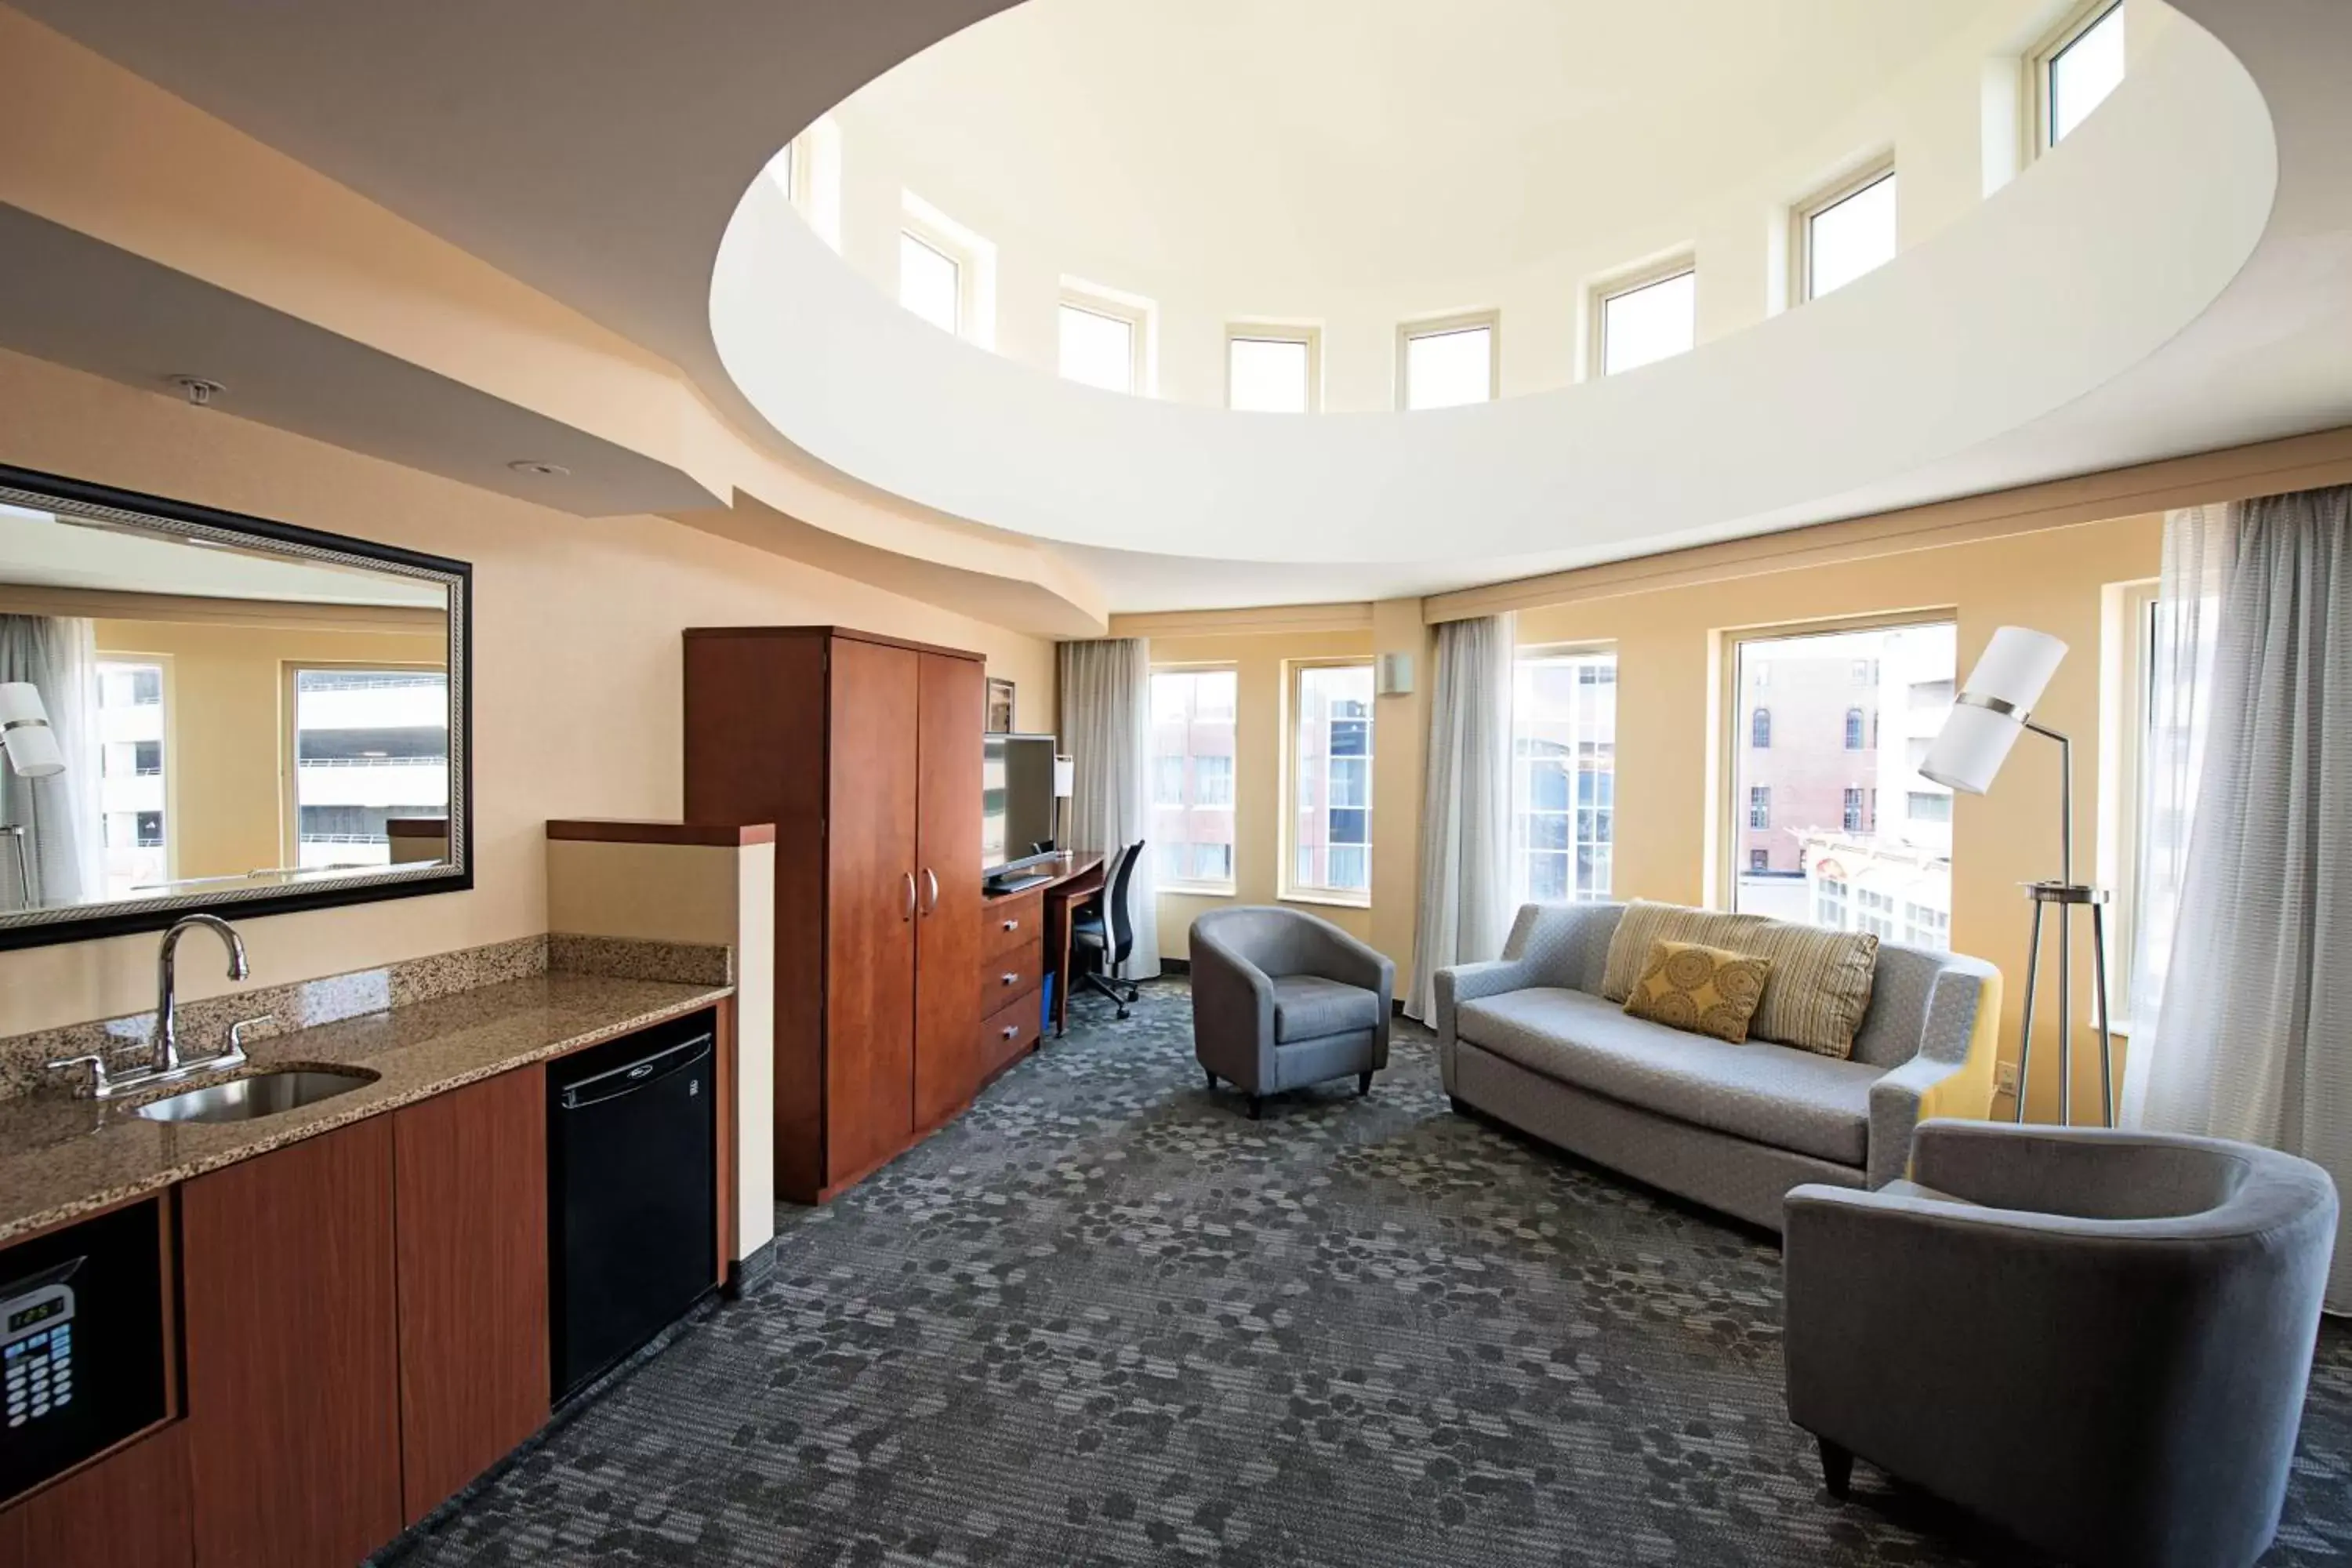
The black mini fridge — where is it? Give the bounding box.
[547,1008,717,1403]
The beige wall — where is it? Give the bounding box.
[1515,512,2161,1122]
[1140,628,1378,960]
[93,617,446,880]
[546,837,777,1260]
[0,347,1054,1036]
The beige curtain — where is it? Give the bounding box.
[1057,637,1160,980]
[1407,613,1515,1020]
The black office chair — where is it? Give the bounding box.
[1071,840,1144,1019]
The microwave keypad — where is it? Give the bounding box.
[3,1283,76,1429]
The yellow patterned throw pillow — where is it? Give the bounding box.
[1623,939,1774,1044]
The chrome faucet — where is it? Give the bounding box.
[153,913,249,1074]
[47,913,263,1098]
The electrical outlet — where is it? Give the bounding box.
[1995,1062,2020,1094]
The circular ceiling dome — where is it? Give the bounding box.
[837,0,2005,302]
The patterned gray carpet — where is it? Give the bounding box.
[394,980,2352,1566]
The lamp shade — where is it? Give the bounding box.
[0,682,64,779]
[1919,626,2067,795]
[1052,755,1075,799]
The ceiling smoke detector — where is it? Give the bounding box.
[507,459,571,477]
[169,376,226,408]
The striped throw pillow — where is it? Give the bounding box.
[1601,900,1878,1058]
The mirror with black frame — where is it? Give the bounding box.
[0,466,470,949]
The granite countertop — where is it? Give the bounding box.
[0,971,731,1245]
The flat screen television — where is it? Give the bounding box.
[982,733,1059,877]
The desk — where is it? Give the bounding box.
[983,851,1104,1044]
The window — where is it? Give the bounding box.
[1751,707,1772,749]
[1399,313,1497,410]
[1596,264,1696,377]
[1906,789,1954,824]
[1730,620,1955,930]
[1799,165,1897,302]
[285,666,450,869]
[2041,2,2125,149]
[898,230,960,336]
[1228,328,1319,413]
[1148,667,1237,891]
[1856,887,1897,938]
[1749,849,1770,873]
[1511,648,1617,903]
[1287,662,1374,900]
[1904,902,1951,948]
[768,116,843,249]
[1060,284,1150,394]
[96,658,169,897]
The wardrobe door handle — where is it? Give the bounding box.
[923,867,940,915]
[902,873,916,921]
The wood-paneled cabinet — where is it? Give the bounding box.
[181,1117,404,1568]
[393,1065,551,1524]
[684,626,985,1200]
[0,1423,191,1568]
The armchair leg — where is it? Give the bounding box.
[1817,1438,1853,1500]
[1247,1095,1263,1121]
[1356,1071,1373,1097]
[1203,1068,1217,1091]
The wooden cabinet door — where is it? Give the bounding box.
[913,652,985,1128]
[182,1118,401,1567]
[0,1425,191,1568]
[825,635,920,1185]
[394,1066,550,1523]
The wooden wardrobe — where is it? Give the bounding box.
[684,626,984,1201]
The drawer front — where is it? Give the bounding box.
[977,994,1040,1079]
[983,891,1044,961]
[978,949,1040,1008]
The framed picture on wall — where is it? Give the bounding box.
[985,677,1016,734]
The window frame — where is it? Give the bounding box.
[2108,577,2161,1028]
[773,114,844,250]
[1509,641,1618,906]
[1791,158,1897,307]
[1059,280,1154,396]
[1588,255,1697,380]
[1146,662,1239,896]
[1396,309,1501,411]
[2031,0,2126,156]
[1717,607,1958,912]
[1225,323,1322,413]
[895,228,963,337]
[278,659,452,872]
[898,191,995,348]
[1279,656,1374,907]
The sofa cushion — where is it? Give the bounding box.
[1624,939,1773,1044]
[1599,900,1878,1059]
[1456,986,1881,1167]
[1271,975,1382,1042]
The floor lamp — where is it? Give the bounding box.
[1920,627,2114,1127]
[0,681,66,909]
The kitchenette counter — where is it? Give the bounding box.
[0,969,731,1244]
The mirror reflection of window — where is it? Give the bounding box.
[288,667,451,870]
[96,659,169,898]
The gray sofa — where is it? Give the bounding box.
[1785,1120,2338,1568]
[1435,901,1999,1230]
[1192,906,1394,1118]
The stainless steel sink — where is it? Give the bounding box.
[130,1067,379,1124]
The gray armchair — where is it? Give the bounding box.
[1191,906,1394,1119]
[1784,1120,2339,1568]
